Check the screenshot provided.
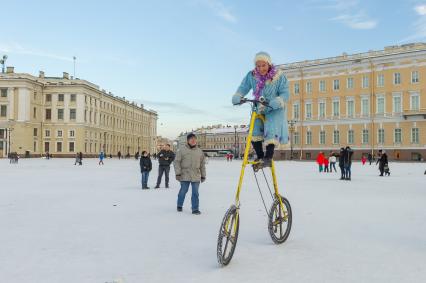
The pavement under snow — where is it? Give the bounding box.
[0,158,425,283]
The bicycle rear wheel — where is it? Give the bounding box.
[217,205,239,266]
[268,195,292,244]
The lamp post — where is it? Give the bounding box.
[7,119,14,158]
[288,120,295,160]
[234,125,238,158]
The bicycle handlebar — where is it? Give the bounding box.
[237,97,271,108]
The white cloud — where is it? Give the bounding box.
[400,4,426,42]
[199,0,237,23]
[321,0,377,30]
[0,42,73,62]
[415,4,426,15]
[331,13,377,30]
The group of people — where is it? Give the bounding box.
[225,153,234,161]
[316,147,393,181]
[139,134,206,215]
[316,152,338,173]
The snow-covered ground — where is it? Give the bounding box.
[0,158,425,283]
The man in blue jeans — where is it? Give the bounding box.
[174,133,206,215]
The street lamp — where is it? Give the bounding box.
[0,55,8,73]
[288,120,296,160]
[234,125,238,158]
[7,119,14,157]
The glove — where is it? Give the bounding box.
[257,104,266,113]
[176,175,182,181]
[232,94,242,105]
[201,177,206,183]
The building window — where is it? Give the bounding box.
[362,75,369,88]
[376,96,385,114]
[34,141,37,152]
[46,94,52,102]
[410,93,420,111]
[58,109,64,120]
[377,74,384,87]
[58,94,64,102]
[57,142,62,152]
[69,142,75,152]
[57,130,63,138]
[33,128,38,137]
[294,83,300,95]
[33,107,37,119]
[44,142,50,152]
[70,109,76,120]
[347,99,354,118]
[411,71,419,83]
[378,128,385,144]
[45,109,52,120]
[394,128,402,144]
[0,129,4,139]
[293,132,300,145]
[411,128,419,144]
[333,130,340,144]
[319,80,326,92]
[348,130,354,144]
[319,130,326,145]
[0,105,7,117]
[306,131,312,145]
[333,79,340,91]
[45,130,50,137]
[293,103,300,120]
[393,73,401,85]
[362,129,369,144]
[392,95,402,113]
[0,88,7,97]
[306,81,312,94]
[305,103,312,119]
[69,130,75,137]
[70,94,76,102]
[347,77,354,89]
[319,101,326,119]
[332,100,340,117]
[361,98,369,117]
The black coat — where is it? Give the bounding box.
[338,149,346,166]
[158,150,175,167]
[343,149,353,165]
[140,156,152,172]
[378,153,388,168]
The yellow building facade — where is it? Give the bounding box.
[0,68,157,158]
[278,43,426,161]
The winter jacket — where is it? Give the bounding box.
[338,149,346,166]
[158,150,175,167]
[174,144,206,182]
[329,156,337,163]
[140,156,152,172]
[316,153,325,165]
[343,149,353,166]
[378,153,388,168]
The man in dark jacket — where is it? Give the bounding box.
[140,151,152,189]
[343,146,353,180]
[376,150,388,176]
[338,147,346,180]
[155,144,175,188]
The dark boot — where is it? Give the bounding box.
[263,144,275,168]
[251,141,264,172]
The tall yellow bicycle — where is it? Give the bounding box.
[217,98,292,266]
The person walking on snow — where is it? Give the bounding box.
[316,152,325,172]
[175,133,206,215]
[232,52,289,170]
[343,146,353,180]
[140,151,152,189]
[155,144,175,189]
[99,151,105,165]
[339,147,346,180]
[329,153,337,172]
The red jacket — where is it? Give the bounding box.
[316,153,325,165]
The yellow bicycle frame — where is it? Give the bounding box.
[234,110,286,214]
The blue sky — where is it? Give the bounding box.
[1,0,425,139]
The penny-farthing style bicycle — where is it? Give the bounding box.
[217,98,292,266]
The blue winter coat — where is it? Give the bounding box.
[232,69,289,145]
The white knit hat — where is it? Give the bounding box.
[254,51,272,65]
